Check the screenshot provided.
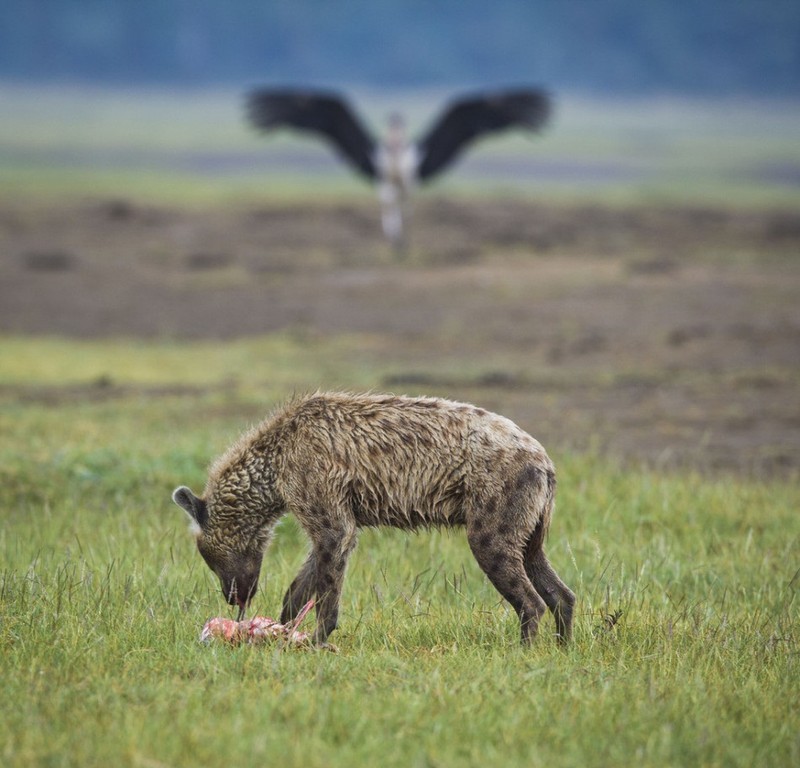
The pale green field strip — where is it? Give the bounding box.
[2,85,799,208]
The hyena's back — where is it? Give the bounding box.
[227,392,555,535]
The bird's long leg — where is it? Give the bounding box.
[379,180,405,253]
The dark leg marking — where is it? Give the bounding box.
[281,551,317,624]
[525,541,575,645]
[467,525,546,645]
[312,525,358,644]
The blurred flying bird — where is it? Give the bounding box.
[246,87,551,251]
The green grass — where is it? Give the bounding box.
[1,334,798,767]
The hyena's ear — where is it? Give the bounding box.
[172,486,208,529]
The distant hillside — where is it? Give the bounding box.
[1,1,798,96]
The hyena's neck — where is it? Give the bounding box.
[241,461,285,524]
[209,449,285,526]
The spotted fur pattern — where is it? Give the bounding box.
[172,392,575,645]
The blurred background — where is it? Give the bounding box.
[1,0,799,205]
[1,0,799,475]
[0,0,800,204]
[2,0,799,93]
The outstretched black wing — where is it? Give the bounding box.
[246,88,378,181]
[415,88,551,182]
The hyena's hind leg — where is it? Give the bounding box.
[466,522,547,645]
[525,534,575,644]
[281,551,317,625]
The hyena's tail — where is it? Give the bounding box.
[527,467,556,556]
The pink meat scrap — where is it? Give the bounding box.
[200,599,315,647]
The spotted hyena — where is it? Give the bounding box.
[172,392,575,645]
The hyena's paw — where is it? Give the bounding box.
[313,641,339,653]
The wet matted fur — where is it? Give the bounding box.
[172,392,575,645]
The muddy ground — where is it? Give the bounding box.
[2,196,799,477]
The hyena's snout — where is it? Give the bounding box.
[220,571,259,612]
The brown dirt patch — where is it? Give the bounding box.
[2,196,798,477]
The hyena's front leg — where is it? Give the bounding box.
[281,551,317,625]
[312,523,358,645]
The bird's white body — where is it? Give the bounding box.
[374,121,419,248]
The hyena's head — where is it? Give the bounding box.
[172,485,264,617]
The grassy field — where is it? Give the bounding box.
[1,85,798,766]
[1,336,798,767]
